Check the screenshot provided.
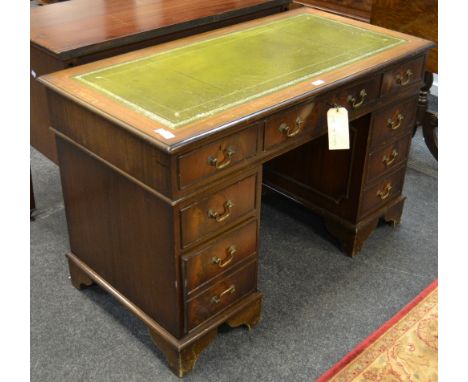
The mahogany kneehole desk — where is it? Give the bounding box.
[40,9,433,377]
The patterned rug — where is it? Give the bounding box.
[317,280,438,382]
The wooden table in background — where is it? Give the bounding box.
[31,0,290,164]
[35,0,66,5]
[30,0,290,214]
[39,9,433,376]
[294,0,372,21]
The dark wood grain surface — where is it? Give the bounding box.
[182,219,258,295]
[294,0,372,21]
[371,0,437,73]
[31,0,289,58]
[185,260,257,331]
[364,132,412,183]
[57,137,182,336]
[180,174,258,248]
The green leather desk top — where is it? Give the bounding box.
[74,13,404,129]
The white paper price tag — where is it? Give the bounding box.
[327,107,349,150]
[154,128,175,139]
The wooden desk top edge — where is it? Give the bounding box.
[39,8,434,154]
[30,0,289,59]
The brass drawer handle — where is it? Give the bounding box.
[347,89,367,109]
[208,146,236,170]
[377,183,392,200]
[382,149,399,167]
[208,200,234,222]
[212,245,236,268]
[396,69,413,86]
[278,116,305,138]
[387,113,404,130]
[211,285,236,304]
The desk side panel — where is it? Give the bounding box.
[30,45,67,163]
[47,90,172,198]
[57,137,182,337]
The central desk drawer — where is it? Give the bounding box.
[185,260,257,331]
[178,125,259,189]
[180,174,257,248]
[182,220,257,294]
[264,101,322,150]
[324,76,380,115]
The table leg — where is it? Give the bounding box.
[148,327,218,378]
[416,71,438,160]
[67,256,95,290]
[422,110,438,160]
[148,295,261,378]
[30,171,36,220]
[324,197,405,257]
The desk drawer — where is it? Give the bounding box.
[381,56,425,96]
[370,97,417,148]
[182,220,257,294]
[324,76,380,114]
[359,167,406,218]
[185,260,257,331]
[264,101,322,150]
[180,174,257,248]
[365,133,411,184]
[178,125,258,189]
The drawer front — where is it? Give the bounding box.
[365,133,411,184]
[178,125,259,189]
[381,56,425,96]
[180,174,257,248]
[360,167,406,217]
[182,220,257,294]
[324,76,380,115]
[186,260,257,331]
[370,97,417,147]
[264,101,322,150]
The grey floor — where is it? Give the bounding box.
[31,102,437,381]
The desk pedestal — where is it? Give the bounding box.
[264,93,416,256]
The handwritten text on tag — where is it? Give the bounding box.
[327,107,350,150]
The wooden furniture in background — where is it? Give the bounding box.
[30,0,290,163]
[294,0,372,21]
[30,0,290,213]
[371,0,438,159]
[371,0,437,74]
[40,9,433,377]
[35,0,65,5]
[30,172,35,219]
